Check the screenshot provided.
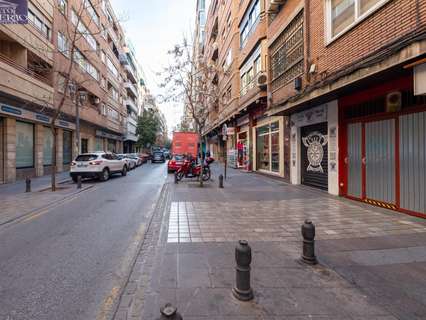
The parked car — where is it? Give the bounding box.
[70,152,128,182]
[167,154,185,173]
[152,151,165,163]
[163,149,171,159]
[127,154,143,166]
[117,154,137,170]
[138,153,150,163]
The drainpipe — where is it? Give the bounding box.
[304,0,311,83]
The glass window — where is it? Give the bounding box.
[360,0,379,14]
[16,121,34,168]
[43,126,53,166]
[240,0,261,48]
[95,137,103,151]
[271,131,280,172]
[256,123,280,173]
[331,0,355,37]
[58,32,69,57]
[58,0,67,15]
[63,130,72,164]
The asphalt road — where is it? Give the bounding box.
[0,163,168,320]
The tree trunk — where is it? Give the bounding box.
[198,130,203,188]
[51,125,57,192]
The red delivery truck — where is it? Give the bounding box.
[172,132,198,158]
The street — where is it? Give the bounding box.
[0,163,167,320]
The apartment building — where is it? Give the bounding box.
[0,0,143,184]
[201,0,426,217]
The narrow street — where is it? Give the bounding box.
[0,163,167,320]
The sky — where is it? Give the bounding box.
[110,0,197,134]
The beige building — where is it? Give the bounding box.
[0,0,142,184]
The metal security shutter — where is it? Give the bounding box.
[301,122,328,190]
[347,123,362,198]
[399,112,426,214]
[365,119,396,204]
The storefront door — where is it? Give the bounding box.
[301,122,328,190]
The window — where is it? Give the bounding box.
[107,56,119,78]
[28,9,51,39]
[240,44,262,96]
[240,0,260,48]
[58,32,69,57]
[63,130,72,164]
[71,9,97,51]
[57,74,66,93]
[256,121,280,173]
[58,0,67,15]
[95,138,103,151]
[270,10,304,91]
[327,0,389,40]
[223,49,232,71]
[74,49,99,80]
[43,126,53,166]
[16,121,34,168]
[108,85,119,101]
[84,0,99,26]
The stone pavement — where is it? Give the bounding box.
[114,164,426,320]
[0,172,92,227]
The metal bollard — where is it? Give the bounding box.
[301,220,318,265]
[232,240,254,301]
[77,175,82,189]
[219,174,224,188]
[25,177,31,193]
[156,303,183,320]
[174,172,178,184]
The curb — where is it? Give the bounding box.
[0,184,94,228]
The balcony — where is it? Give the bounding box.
[0,52,53,105]
[0,24,54,63]
[124,82,138,98]
[125,64,138,83]
[125,98,139,114]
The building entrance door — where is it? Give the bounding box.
[301,122,328,190]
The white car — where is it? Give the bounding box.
[117,154,137,170]
[70,152,128,182]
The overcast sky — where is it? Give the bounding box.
[110,0,197,134]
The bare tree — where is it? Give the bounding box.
[28,0,124,191]
[159,37,221,185]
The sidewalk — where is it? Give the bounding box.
[0,172,91,227]
[115,164,426,320]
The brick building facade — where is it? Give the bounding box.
[200,0,426,217]
[0,0,144,184]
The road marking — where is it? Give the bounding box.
[96,222,147,320]
[0,185,97,230]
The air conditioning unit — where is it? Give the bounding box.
[386,91,402,113]
[256,72,268,89]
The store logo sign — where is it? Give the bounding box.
[303,131,328,173]
[0,0,28,24]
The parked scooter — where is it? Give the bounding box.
[175,156,215,182]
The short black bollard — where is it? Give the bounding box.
[174,172,178,184]
[232,240,254,301]
[77,175,82,189]
[301,220,318,265]
[156,303,183,320]
[219,174,224,188]
[25,177,31,193]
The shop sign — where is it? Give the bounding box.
[291,104,328,128]
[226,127,235,135]
[302,131,328,173]
[96,130,122,141]
[236,114,249,127]
[0,0,28,24]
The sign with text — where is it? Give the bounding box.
[0,0,28,24]
[226,127,235,135]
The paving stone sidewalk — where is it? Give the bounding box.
[0,172,93,227]
[114,164,426,320]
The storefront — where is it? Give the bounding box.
[290,101,339,194]
[236,115,250,170]
[253,116,285,177]
[96,130,123,154]
[63,130,73,170]
[339,74,426,217]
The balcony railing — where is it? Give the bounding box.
[240,71,263,97]
[0,52,51,86]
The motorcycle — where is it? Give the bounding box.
[175,157,215,182]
